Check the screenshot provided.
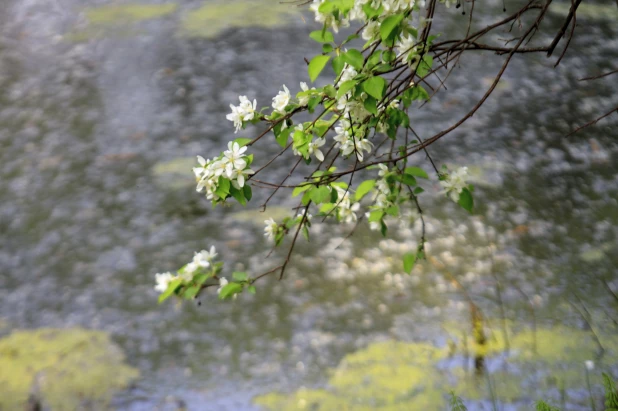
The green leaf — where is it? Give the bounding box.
[308,95,321,113]
[193,273,210,285]
[417,54,433,78]
[362,76,386,100]
[362,2,383,18]
[183,285,200,299]
[232,271,248,281]
[318,1,336,13]
[402,85,430,107]
[458,188,474,212]
[219,282,243,300]
[301,190,312,206]
[355,179,376,201]
[403,252,415,274]
[230,186,246,206]
[382,50,396,62]
[337,79,358,99]
[308,55,331,82]
[342,49,364,70]
[385,205,399,216]
[332,55,345,75]
[414,187,424,195]
[363,96,378,115]
[368,210,384,222]
[309,30,334,43]
[158,278,182,304]
[214,177,231,199]
[380,13,404,42]
[322,43,334,53]
[400,174,416,186]
[243,184,252,201]
[275,125,292,148]
[247,285,256,294]
[404,166,429,179]
[233,137,252,147]
[292,184,312,197]
[311,186,331,204]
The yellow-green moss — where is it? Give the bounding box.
[510,326,598,363]
[0,328,139,410]
[255,323,618,410]
[254,341,449,410]
[85,3,178,24]
[180,1,300,38]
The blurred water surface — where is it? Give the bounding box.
[0,0,617,410]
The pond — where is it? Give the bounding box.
[0,0,617,410]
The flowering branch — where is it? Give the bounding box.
[153,0,594,304]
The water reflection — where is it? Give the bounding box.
[0,0,616,410]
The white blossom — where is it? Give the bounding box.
[334,120,373,162]
[309,0,349,32]
[154,272,176,293]
[339,65,358,83]
[366,212,381,231]
[298,82,314,106]
[217,277,229,295]
[396,34,418,63]
[308,138,326,162]
[334,186,361,224]
[440,166,469,202]
[226,96,257,133]
[223,142,248,178]
[264,218,278,241]
[585,360,594,371]
[362,20,381,41]
[272,85,291,114]
[232,167,255,188]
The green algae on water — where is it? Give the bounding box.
[85,3,178,25]
[254,341,450,410]
[0,328,139,410]
[180,1,301,38]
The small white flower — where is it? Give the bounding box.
[440,166,469,202]
[298,82,314,106]
[223,142,248,177]
[377,164,389,177]
[217,277,229,295]
[233,167,255,188]
[308,138,326,162]
[264,218,278,241]
[154,272,176,293]
[297,212,313,221]
[201,245,217,261]
[362,20,380,41]
[339,65,357,83]
[193,250,213,268]
[272,85,291,114]
[397,34,418,63]
[226,96,257,133]
[585,360,594,371]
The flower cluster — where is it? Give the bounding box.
[310,0,419,33]
[264,218,279,241]
[193,142,255,199]
[226,96,257,133]
[154,246,219,293]
[334,119,373,162]
[272,85,291,114]
[334,186,361,224]
[440,166,469,202]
